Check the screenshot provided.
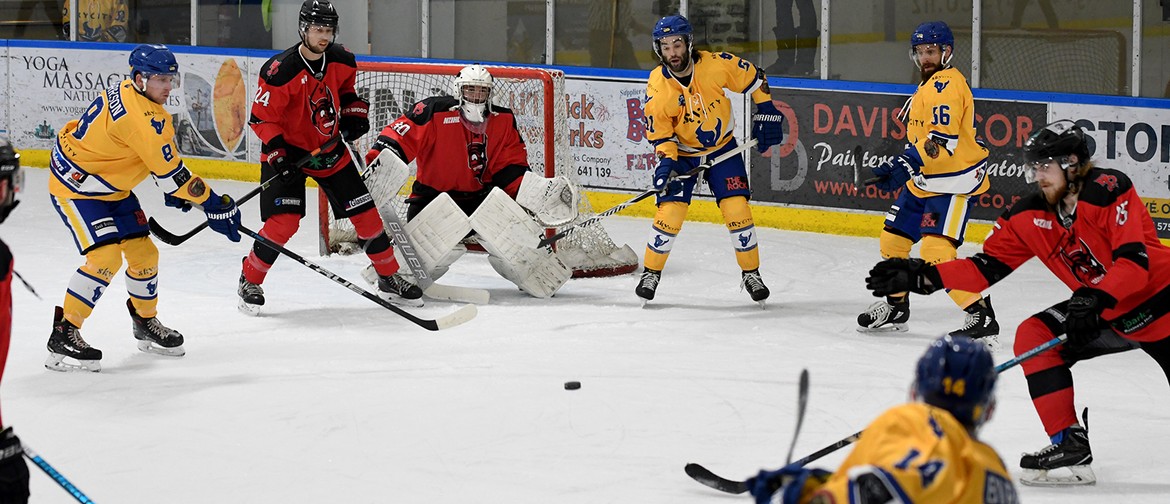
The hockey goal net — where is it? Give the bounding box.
[952,27,1127,95]
[318,61,638,278]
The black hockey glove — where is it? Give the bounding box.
[865,258,943,297]
[1065,287,1116,350]
[265,137,309,182]
[0,427,30,503]
[340,96,370,142]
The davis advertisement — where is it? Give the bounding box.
[749,87,1048,222]
[4,46,252,162]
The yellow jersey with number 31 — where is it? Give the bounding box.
[49,79,209,205]
[794,403,1018,504]
[903,66,990,199]
[644,50,772,160]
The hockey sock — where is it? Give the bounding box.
[878,230,913,260]
[349,207,400,277]
[121,236,160,318]
[718,196,760,271]
[1014,315,1079,436]
[920,234,981,308]
[63,244,122,328]
[244,213,300,284]
[644,201,688,271]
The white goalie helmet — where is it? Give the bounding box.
[452,65,494,124]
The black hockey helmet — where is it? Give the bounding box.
[1023,120,1090,166]
[0,137,23,224]
[299,0,339,48]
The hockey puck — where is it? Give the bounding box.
[564,381,581,390]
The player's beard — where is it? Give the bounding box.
[919,63,939,82]
[669,55,691,74]
[1039,180,1069,206]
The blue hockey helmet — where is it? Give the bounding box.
[914,335,997,429]
[909,21,954,69]
[652,14,694,64]
[128,44,180,87]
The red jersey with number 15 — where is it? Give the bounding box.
[937,167,1170,342]
[366,96,530,195]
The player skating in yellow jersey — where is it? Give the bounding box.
[46,44,241,372]
[857,21,999,349]
[636,14,784,306]
[747,335,1019,504]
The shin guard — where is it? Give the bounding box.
[121,236,160,319]
[921,234,981,308]
[718,196,759,271]
[64,244,122,328]
[644,201,688,271]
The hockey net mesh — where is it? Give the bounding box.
[320,62,637,278]
[951,28,1127,95]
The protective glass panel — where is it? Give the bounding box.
[553,0,665,70]
[196,0,270,48]
[829,0,970,84]
[1141,0,1170,98]
[691,0,822,78]
[429,0,547,64]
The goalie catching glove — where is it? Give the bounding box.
[865,258,943,296]
[515,171,579,226]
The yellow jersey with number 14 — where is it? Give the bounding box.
[644,50,772,160]
[49,79,209,205]
[903,66,990,199]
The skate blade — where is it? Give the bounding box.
[376,292,425,308]
[44,353,101,373]
[238,298,262,316]
[1019,465,1096,486]
[856,322,908,334]
[978,335,1002,353]
[136,340,186,357]
[755,299,767,309]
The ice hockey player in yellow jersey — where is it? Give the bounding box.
[46,44,241,373]
[856,21,1000,351]
[747,335,1019,504]
[636,14,784,307]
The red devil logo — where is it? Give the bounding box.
[307,85,337,137]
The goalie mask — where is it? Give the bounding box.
[452,65,494,126]
[0,137,22,224]
[299,0,340,52]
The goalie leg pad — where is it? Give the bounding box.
[471,188,570,297]
[515,171,580,226]
[403,192,473,275]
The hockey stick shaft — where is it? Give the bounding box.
[23,445,95,503]
[238,224,476,331]
[785,369,810,465]
[150,136,342,246]
[686,334,1069,494]
[537,138,758,248]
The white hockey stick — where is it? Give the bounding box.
[345,142,490,305]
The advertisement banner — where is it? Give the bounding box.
[4,46,252,162]
[749,88,1048,222]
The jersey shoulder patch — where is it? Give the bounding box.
[259,47,302,86]
[1078,167,1133,207]
[406,96,459,125]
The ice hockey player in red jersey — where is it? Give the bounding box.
[239,0,421,314]
[865,120,1170,486]
[362,65,577,298]
[0,137,30,502]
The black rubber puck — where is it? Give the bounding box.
[564,381,581,390]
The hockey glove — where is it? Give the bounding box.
[652,157,686,194]
[746,466,831,504]
[265,138,310,182]
[751,100,785,153]
[202,191,241,242]
[0,427,30,502]
[340,96,371,142]
[870,145,923,192]
[163,192,191,212]
[1064,287,1116,350]
[865,258,943,297]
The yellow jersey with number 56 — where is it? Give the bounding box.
[49,79,208,205]
[902,66,990,199]
[795,403,1018,504]
[644,50,772,160]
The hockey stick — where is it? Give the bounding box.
[238,224,476,331]
[23,445,95,503]
[537,138,758,249]
[786,369,810,465]
[150,136,342,246]
[343,142,490,305]
[685,334,1069,494]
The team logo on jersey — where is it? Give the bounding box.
[1058,234,1107,286]
[934,80,950,93]
[267,60,282,77]
[1094,173,1119,192]
[147,280,158,296]
[151,117,165,135]
[468,140,487,182]
[307,86,338,137]
[412,101,426,116]
[695,118,723,148]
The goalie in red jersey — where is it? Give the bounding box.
[363,65,578,298]
[866,120,1170,487]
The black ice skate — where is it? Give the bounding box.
[635,268,661,305]
[857,297,910,333]
[127,299,186,357]
[377,273,424,307]
[45,306,102,373]
[1020,419,1096,486]
[740,269,770,307]
[949,295,1000,352]
[238,273,265,316]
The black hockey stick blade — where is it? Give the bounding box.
[684,463,748,494]
[238,224,476,331]
[851,145,863,188]
[151,136,342,246]
[862,176,885,187]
